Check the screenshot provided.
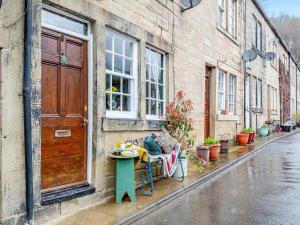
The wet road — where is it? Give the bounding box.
[133,133,300,225]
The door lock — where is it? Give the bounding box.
[83,118,88,126]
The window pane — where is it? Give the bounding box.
[125,59,133,75]
[145,48,151,64]
[106,93,111,110]
[105,33,112,51]
[158,69,164,84]
[146,64,151,80]
[159,85,164,100]
[105,52,112,70]
[146,82,150,97]
[122,78,130,94]
[158,101,164,116]
[106,74,111,92]
[122,95,130,111]
[146,99,150,115]
[42,9,88,35]
[151,83,157,99]
[150,100,157,115]
[112,94,121,111]
[112,75,121,92]
[125,41,133,58]
[151,66,157,82]
[151,50,157,65]
[114,55,123,73]
[158,53,164,68]
[114,37,123,55]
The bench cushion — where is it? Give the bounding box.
[156,129,178,154]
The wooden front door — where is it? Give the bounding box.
[204,68,211,139]
[41,28,88,192]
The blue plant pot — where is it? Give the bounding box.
[259,127,269,137]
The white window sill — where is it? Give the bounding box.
[216,24,239,46]
[217,114,239,121]
[146,115,166,121]
[106,111,137,119]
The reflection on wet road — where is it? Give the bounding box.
[133,133,300,225]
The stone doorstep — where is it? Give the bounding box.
[117,130,300,225]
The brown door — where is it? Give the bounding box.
[204,67,211,139]
[41,28,88,192]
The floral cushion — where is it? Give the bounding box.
[156,129,178,154]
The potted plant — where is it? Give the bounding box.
[196,145,210,162]
[166,90,195,177]
[241,127,255,144]
[293,114,300,127]
[259,124,269,137]
[236,132,249,146]
[203,137,220,161]
[219,133,229,153]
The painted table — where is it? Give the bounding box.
[109,153,139,203]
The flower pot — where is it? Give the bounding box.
[281,125,291,132]
[209,144,220,161]
[196,146,210,162]
[297,122,300,128]
[173,157,188,178]
[220,140,229,153]
[236,133,249,145]
[241,131,255,143]
[259,127,269,136]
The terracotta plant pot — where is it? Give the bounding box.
[220,140,229,153]
[241,131,255,144]
[236,133,249,146]
[209,144,220,161]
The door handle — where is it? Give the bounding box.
[83,118,88,126]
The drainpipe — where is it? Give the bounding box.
[23,0,33,224]
[243,0,247,128]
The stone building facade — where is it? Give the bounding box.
[0,0,299,224]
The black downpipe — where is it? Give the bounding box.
[23,0,33,224]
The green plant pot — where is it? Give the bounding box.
[259,127,269,137]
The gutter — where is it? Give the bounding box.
[23,0,34,224]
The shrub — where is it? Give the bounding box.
[166,90,195,153]
[203,137,220,146]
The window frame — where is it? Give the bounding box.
[228,0,236,36]
[218,70,226,112]
[252,15,262,52]
[145,46,167,121]
[228,74,236,114]
[219,0,227,29]
[105,29,138,119]
[218,0,237,38]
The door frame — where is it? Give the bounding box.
[41,4,93,184]
[204,66,211,139]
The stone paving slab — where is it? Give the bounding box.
[51,130,299,225]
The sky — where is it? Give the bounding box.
[261,0,300,17]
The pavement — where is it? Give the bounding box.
[52,130,299,225]
[132,132,300,225]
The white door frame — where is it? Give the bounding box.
[41,4,93,184]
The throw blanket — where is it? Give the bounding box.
[138,144,180,177]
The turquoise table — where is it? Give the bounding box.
[110,153,139,203]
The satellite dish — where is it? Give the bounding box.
[180,0,201,11]
[242,49,257,62]
[264,52,276,61]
